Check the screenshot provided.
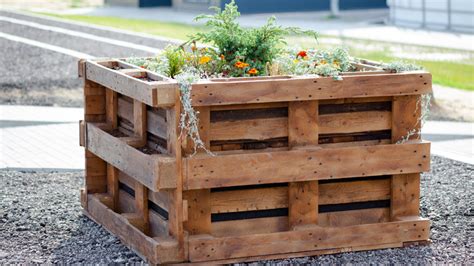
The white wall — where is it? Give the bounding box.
[387,0,474,33]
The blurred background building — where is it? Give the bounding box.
[388,0,474,33]
[104,0,388,13]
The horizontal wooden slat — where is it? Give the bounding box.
[86,122,176,191]
[190,72,432,106]
[189,218,430,261]
[209,178,390,213]
[85,61,177,107]
[210,207,390,237]
[86,194,182,264]
[318,208,389,227]
[212,216,288,237]
[184,141,430,189]
[211,187,287,213]
[210,117,287,141]
[319,111,392,134]
[319,179,391,205]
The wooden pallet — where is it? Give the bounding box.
[79,58,432,264]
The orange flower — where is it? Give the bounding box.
[248,68,259,75]
[199,56,212,64]
[191,45,197,52]
[235,61,249,69]
[140,65,145,68]
[220,54,225,60]
[297,50,307,58]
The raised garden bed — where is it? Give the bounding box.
[79,57,432,264]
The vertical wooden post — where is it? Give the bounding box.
[166,90,185,257]
[391,95,422,220]
[288,101,319,229]
[133,99,147,146]
[106,164,119,211]
[105,88,118,128]
[81,60,107,209]
[183,106,212,235]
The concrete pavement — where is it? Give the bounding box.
[1,105,472,170]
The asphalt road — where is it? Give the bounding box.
[0,10,175,106]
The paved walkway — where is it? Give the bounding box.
[52,6,474,51]
[1,105,472,170]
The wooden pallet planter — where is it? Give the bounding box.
[79,58,432,264]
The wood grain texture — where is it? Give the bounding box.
[183,190,211,235]
[106,164,119,211]
[184,141,430,189]
[106,89,118,128]
[85,123,176,190]
[211,187,287,213]
[189,218,430,261]
[319,111,391,134]
[289,181,319,228]
[135,183,150,235]
[133,99,147,146]
[190,72,432,106]
[391,174,421,219]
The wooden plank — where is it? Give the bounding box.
[190,72,432,106]
[288,101,318,147]
[184,141,430,190]
[86,60,177,107]
[208,111,390,142]
[319,208,390,227]
[118,189,136,213]
[183,190,211,235]
[288,101,319,228]
[79,120,85,147]
[133,99,147,146]
[85,95,106,115]
[392,95,421,143]
[211,187,287,213]
[118,97,168,140]
[288,181,318,228]
[86,194,183,264]
[188,218,430,261]
[165,98,185,257]
[106,164,119,211]
[212,216,289,237]
[135,183,150,235]
[319,178,391,205]
[210,102,288,111]
[391,174,420,219]
[85,155,107,193]
[210,117,287,141]
[209,179,390,213]
[106,89,118,128]
[391,95,423,220]
[319,111,391,134]
[86,122,176,190]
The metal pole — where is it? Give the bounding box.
[422,0,426,28]
[330,0,340,17]
[447,0,452,30]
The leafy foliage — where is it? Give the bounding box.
[188,0,318,76]
[383,61,423,73]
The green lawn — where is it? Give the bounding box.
[40,13,474,91]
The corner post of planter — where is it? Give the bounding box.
[288,100,320,229]
[390,95,422,220]
[166,89,186,258]
[183,106,212,236]
[81,59,109,210]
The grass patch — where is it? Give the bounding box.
[39,13,205,41]
[38,13,474,91]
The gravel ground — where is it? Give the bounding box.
[0,156,472,264]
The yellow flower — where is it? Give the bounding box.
[199,56,212,64]
[333,60,340,68]
[320,60,327,65]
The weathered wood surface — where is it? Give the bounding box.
[190,72,432,106]
[85,61,177,107]
[85,122,176,190]
[184,141,430,189]
[86,194,183,264]
[189,218,430,261]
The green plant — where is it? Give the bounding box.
[188,0,317,76]
[383,61,423,73]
